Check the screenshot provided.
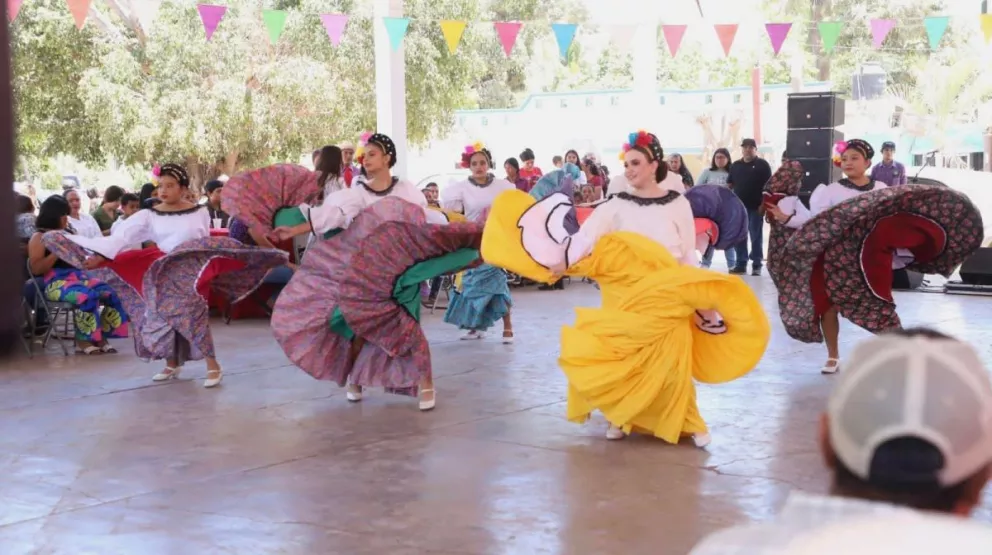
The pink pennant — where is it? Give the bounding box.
[197,4,227,41]
[662,25,687,57]
[765,22,792,55]
[66,0,91,29]
[870,18,895,49]
[494,22,522,57]
[7,0,22,22]
[320,13,348,46]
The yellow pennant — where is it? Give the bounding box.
[440,20,467,54]
[982,14,992,44]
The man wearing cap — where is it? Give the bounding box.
[339,141,361,187]
[870,141,907,186]
[689,328,992,554]
[727,139,772,276]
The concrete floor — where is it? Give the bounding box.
[1,274,991,554]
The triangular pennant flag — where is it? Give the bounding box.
[197,4,227,41]
[550,23,578,59]
[817,21,842,53]
[320,14,348,47]
[383,17,410,51]
[713,24,738,57]
[66,0,91,29]
[661,25,687,57]
[923,16,949,51]
[7,0,23,22]
[608,24,637,53]
[439,20,466,54]
[870,18,895,49]
[262,9,288,45]
[765,22,792,55]
[981,14,992,44]
[493,21,522,57]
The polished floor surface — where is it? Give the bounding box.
[2,274,990,554]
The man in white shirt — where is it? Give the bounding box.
[690,328,992,554]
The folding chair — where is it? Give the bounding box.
[25,261,76,356]
[428,274,455,314]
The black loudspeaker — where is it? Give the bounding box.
[786,129,844,159]
[787,92,846,129]
[794,157,843,203]
[960,248,992,286]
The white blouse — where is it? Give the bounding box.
[322,176,346,197]
[68,213,102,239]
[302,177,445,234]
[607,172,685,197]
[69,206,210,259]
[441,177,516,221]
[778,180,913,269]
[569,192,698,267]
[783,180,886,229]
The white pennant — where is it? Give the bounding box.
[134,0,162,36]
[608,24,637,53]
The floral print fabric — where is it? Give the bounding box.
[43,267,129,342]
[776,185,983,343]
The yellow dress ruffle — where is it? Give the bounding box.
[482,190,770,442]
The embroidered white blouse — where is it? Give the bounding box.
[69,205,210,259]
[782,180,886,229]
[441,177,516,221]
[302,176,446,234]
[569,191,698,266]
[778,180,912,268]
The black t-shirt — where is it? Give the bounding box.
[727,157,772,210]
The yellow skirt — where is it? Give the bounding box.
[481,190,770,442]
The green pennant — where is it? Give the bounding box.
[262,9,288,45]
[817,21,842,54]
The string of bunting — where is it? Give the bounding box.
[7,1,992,57]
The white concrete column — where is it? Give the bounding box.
[373,0,408,178]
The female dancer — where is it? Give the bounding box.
[270,133,472,410]
[441,143,515,342]
[766,140,982,373]
[28,196,128,354]
[480,131,770,445]
[43,164,287,386]
[768,140,883,374]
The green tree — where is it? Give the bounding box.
[10,0,580,185]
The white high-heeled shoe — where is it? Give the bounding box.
[693,433,712,448]
[419,388,436,411]
[203,368,223,388]
[152,366,182,382]
[606,425,625,440]
[346,384,363,402]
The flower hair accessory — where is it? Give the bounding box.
[832,140,847,167]
[151,164,161,187]
[460,141,492,168]
[620,130,663,162]
[355,131,372,166]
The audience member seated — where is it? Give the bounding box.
[690,328,992,554]
[27,196,130,355]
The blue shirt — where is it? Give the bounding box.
[870,161,907,186]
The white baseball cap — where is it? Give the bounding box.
[827,330,992,488]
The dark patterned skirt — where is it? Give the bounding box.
[271,197,483,397]
[776,185,983,343]
[43,233,287,363]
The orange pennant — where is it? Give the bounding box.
[66,0,91,29]
[713,24,738,57]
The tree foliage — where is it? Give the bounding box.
[10,0,580,184]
